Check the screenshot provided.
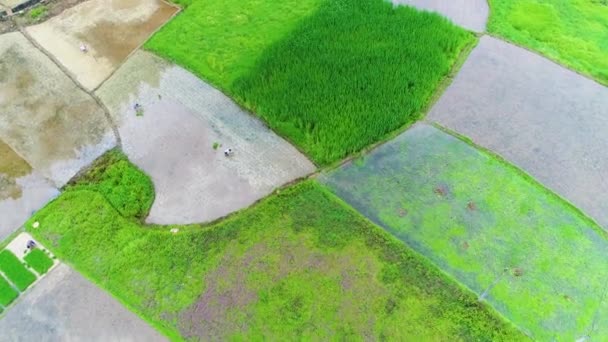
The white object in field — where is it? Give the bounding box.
[79,44,88,53]
[32,221,40,228]
[170,228,179,234]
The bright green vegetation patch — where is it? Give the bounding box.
[0,250,36,292]
[66,149,154,220]
[488,0,608,85]
[29,5,47,20]
[322,124,608,340]
[149,0,473,165]
[27,151,522,340]
[0,275,18,307]
[24,249,53,275]
[147,0,323,88]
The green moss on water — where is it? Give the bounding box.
[322,124,608,340]
[26,151,522,341]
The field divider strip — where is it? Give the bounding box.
[14,25,122,149]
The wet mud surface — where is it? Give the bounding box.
[0,32,115,187]
[0,139,58,241]
[392,0,489,32]
[96,51,315,224]
[428,36,608,228]
[26,0,178,90]
[0,263,166,341]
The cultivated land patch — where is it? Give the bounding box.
[391,0,489,32]
[26,0,178,90]
[96,51,315,224]
[0,32,115,187]
[428,36,608,229]
[0,263,166,341]
[488,0,608,85]
[322,123,608,340]
[149,0,474,165]
[25,151,523,340]
[0,140,58,241]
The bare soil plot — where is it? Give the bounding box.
[96,51,315,224]
[391,0,489,32]
[0,140,58,241]
[427,36,608,228]
[321,123,608,340]
[0,32,115,188]
[0,263,166,341]
[26,0,178,90]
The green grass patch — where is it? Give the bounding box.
[148,0,473,165]
[0,275,18,307]
[322,124,608,340]
[24,249,53,275]
[66,149,154,220]
[0,250,36,292]
[27,151,522,340]
[488,0,608,85]
[28,5,47,20]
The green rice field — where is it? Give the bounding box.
[147,0,323,88]
[0,275,18,307]
[0,250,36,292]
[322,124,608,340]
[24,249,53,275]
[148,0,473,165]
[488,0,608,85]
[26,151,522,341]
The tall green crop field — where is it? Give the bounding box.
[148,0,473,165]
[232,0,473,165]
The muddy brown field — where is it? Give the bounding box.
[26,0,178,90]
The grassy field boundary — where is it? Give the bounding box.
[430,121,607,235]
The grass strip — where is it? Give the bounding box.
[0,250,36,291]
[0,274,19,307]
[27,151,524,341]
[24,249,53,275]
[488,0,608,85]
